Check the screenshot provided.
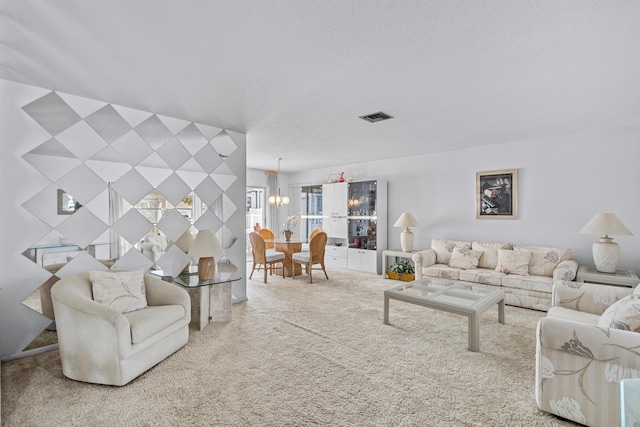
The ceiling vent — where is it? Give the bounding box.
[359,111,393,123]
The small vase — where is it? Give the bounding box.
[284,230,292,241]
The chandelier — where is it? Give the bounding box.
[268,158,290,206]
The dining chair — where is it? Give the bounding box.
[249,232,285,283]
[258,228,275,249]
[291,231,329,283]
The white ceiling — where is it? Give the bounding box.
[1,1,639,172]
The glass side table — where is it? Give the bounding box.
[621,378,640,427]
[151,265,241,330]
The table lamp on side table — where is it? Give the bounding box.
[393,212,421,252]
[188,230,225,280]
[578,212,633,273]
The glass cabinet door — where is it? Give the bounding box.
[301,185,323,241]
[347,180,377,216]
[348,218,377,250]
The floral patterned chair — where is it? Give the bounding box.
[535,280,640,426]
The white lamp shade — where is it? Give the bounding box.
[578,213,633,237]
[393,212,420,228]
[188,230,224,259]
[175,230,194,252]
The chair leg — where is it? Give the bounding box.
[249,262,257,279]
[263,264,267,283]
[322,262,329,279]
[291,261,297,280]
[281,261,285,278]
[308,262,313,284]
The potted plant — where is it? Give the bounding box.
[387,260,415,281]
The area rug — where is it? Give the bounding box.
[1,268,575,426]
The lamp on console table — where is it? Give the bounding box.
[578,212,633,273]
[188,230,225,280]
[393,212,421,252]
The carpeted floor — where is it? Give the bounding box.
[1,268,576,426]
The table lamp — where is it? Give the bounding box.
[393,212,421,252]
[578,213,633,273]
[175,230,194,274]
[188,230,225,280]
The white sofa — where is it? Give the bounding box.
[412,239,578,311]
[536,280,640,426]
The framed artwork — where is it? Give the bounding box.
[476,169,517,219]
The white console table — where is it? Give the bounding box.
[382,249,422,278]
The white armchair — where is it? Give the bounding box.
[51,271,190,386]
[536,280,640,426]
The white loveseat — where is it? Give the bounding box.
[536,281,640,426]
[412,239,578,311]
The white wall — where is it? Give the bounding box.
[288,124,640,276]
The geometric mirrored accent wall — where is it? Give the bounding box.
[17,91,246,352]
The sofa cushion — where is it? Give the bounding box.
[515,245,572,277]
[471,241,513,269]
[90,269,147,313]
[496,248,531,275]
[448,247,482,270]
[431,239,471,265]
[422,264,462,280]
[502,274,553,293]
[598,295,640,332]
[124,305,187,344]
[458,269,505,286]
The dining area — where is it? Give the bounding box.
[248,227,328,284]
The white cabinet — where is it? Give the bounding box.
[322,182,348,217]
[348,248,377,274]
[322,182,348,239]
[325,245,348,269]
[324,217,347,239]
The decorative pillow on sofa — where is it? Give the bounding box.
[448,247,482,270]
[598,295,640,332]
[515,245,572,277]
[431,239,471,265]
[471,241,513,269]
[90,269,147,313]
[495,248,531,276]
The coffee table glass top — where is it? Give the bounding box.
[151,264,241,288]
[385,277,502,308]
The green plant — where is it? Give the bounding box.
[389,260,414,274]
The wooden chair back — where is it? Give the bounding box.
[249,232,267,263]
[309,228,323,240]
[309,231,327,264]
[258,228,275,248]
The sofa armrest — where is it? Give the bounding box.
[51,280,132,358]
[144,273,191,322]
[552,259,578,282]
[551,280,633,315]
[412,249,436,279]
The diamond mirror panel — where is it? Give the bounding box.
[17,90,245,354]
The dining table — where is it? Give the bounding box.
[264,238,303,277]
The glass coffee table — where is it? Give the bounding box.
[383,277,505,352]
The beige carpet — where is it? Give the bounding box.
[1,268,575,426]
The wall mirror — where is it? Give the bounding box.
[18,92,244,354]
[57,189,82,214]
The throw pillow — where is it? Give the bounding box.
[495,248,531,276]
[472,241,513,269]
[90,269,147,313]
[431,239,472,265]
[448,247,482,270]
[515,245,572,277]
[598,295,640,332]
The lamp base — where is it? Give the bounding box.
[592,238,619,273]
[198,257,216,280]
[400,228,414,252]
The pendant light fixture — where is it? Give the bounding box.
[268,157,290,207]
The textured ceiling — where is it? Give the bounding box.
[1,1,639,172]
